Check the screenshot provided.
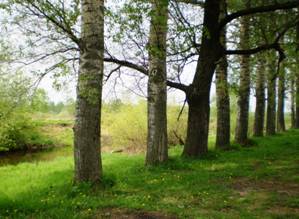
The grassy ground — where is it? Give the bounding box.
[0,129,298,218]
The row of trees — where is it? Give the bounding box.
[1,0,299,184]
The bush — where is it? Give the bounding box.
[101,100,188,149]
[0,73,46,152]
[0,113,37,151]
[102,101,147,148]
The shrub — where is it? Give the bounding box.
[102,101,147,149]
[0,73,46,152]
[101,100,188,149]
[0,113,37,151]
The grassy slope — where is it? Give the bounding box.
[0,130,298,219]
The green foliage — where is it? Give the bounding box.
[0,74,30,151]
[102,101,147,148]
[0,113,37,151]
[102,100,187,149]
[0,74,54,152]
[0,130,298,218]
[107,0,150,44]
[7,94,290,153]
[63,98,75,115]
[30,89,50,113]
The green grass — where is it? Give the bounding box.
[0,130,298,218]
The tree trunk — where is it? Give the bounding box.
[253,57,266,136]
[73,0,104,183]
[296,72,299,128]
[296,10,299,128]
[216,0,230,149]
[266,54,277,135]
[277,64,286,132]
[183,93,210,156]
[291,77,296,128]
[235,2,251,145]
[146,0,169,165]
[183,0,222,157]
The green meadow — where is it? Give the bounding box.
[0,125,298,218]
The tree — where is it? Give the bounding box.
[266,52,277,135]
[31,89,50,113]
[5,0,299,163]
[146,0,169,165]
[253,55,266,136]
[216,0,230,149]
[103,0,299,157]
[0,70,36,152]
[182,0,223,157]
[73,0,104,183]
[291,77,296,128]
[277,63,286,132]
[5,0,104,184]
[182,0,299,156]
[235,0,251,145]
[296,13,299,128]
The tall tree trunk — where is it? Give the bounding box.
[266,54,277,135]
[73,0,104,183]
[253,57,266,136]
[146,0,169,165]
[277,64,286,132]
[216,0,230,149]
[296,9,299,128]
[291,77,296,128]
[235,1,251,145]
[296,72,299,128]
[183,0,222,157]
[184,93,211,157]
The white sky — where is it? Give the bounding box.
[0,1,293,113]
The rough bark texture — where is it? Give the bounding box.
[296,72,299,128]
[181,0,299,157]
[266,55,277,135]
[253,57,266,136]
[235,1,251,145]
[291,78,296,128]
[296,12,299,128]
[182,0,222,157]
[73,0,104,183]
[146,0,169,165]
[277,64,286,132]
[216,0,230,149]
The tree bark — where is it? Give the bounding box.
[216,0,230,149]
[182,0,222,157]
[253,57,266,136]
[73,0,104,183]
[266,54,277,135]
[183,93,210,157]
[291,77,296,128]
[146,0,169,165]
[235,1,251,145]
[296,72,299,128]
[277,64,286,132]
[180,0,297,157]
[296,8,299,128]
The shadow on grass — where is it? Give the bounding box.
[0,129,298,218]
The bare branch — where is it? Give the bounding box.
[219,1,299,29]
[166,80,188,92]
[103,56,188,92]
[225,18,299,56]
[104,57,148,74]
[19,1,81,47]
